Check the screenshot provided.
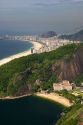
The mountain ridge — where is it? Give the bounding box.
[39,31,57,38]
[59,29,83,41]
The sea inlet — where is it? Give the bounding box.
[0,96,64,125]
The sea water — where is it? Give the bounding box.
[0,40,32,59]
[0,96,63,125]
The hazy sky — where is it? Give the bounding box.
[0,0,83,35]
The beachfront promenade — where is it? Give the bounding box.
[0,35,80,66]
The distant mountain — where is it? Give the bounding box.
[60,29,83,41]
[40,31,57,38]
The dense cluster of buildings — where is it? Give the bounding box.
[0,34,81,56]
[31,37,80,54]
[0,35,80,54]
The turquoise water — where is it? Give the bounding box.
[0,96,63,125]
[0,40,32,59]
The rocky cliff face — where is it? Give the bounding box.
[57,47,83,81]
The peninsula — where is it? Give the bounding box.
[0,36,83,125]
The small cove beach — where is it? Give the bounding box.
[35,92,73,107]
[0,92,73,107]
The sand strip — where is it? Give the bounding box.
[35,93,73,107]
[0,92,73,106]
[0,41,43,66]
[0,94,31,100]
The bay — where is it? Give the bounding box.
[0,96,63,125]
[0,40,32,59]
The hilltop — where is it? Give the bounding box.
[0,43,83,97]
[39,31,57,38]
[60,29,83,41]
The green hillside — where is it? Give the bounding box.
[0,43,83,97]
[55,104,83,125]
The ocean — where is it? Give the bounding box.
[0,96,63,125]
[0,40,33,59]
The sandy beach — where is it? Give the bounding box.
[0,41,43,66]
[35,92,73,107]
[0,92,73,107]
[0,93,73,107]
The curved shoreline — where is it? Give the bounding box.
[0,40,43,66]
[0,93,73,107]
[0,94,31,100]
[35,93,73,107]
[0,41,72,107]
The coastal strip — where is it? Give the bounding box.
[0,94,31,100]
[35,93,73,107]
[0,92,73,107]
[0,41,43,66]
